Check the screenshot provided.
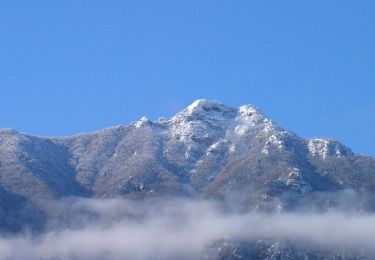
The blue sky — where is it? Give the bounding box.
[0,1,374,156]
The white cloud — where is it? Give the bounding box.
[1,197,375,259]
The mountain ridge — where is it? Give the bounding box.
[0,99,375,231]
[0,99,363,157]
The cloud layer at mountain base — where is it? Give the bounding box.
[1,197,375,259]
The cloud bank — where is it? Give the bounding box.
[1,197,375,259]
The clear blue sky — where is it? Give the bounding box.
[0,1,374,156]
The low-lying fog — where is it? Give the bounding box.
[1,194,375,259]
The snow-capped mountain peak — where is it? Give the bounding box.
[134,116,150,129]
[0,99,374,260]
[185,99,232,114]
[171,99,236,122]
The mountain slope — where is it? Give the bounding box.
[1,99,375,229]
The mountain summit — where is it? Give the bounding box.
[0,100,374,230]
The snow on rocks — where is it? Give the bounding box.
[307,138,351,159]
[134,117,150,129]
[277,168,312,194]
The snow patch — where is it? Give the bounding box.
[278,168,312,194]
[262,133,286,154]
[308,138,350,159]
[134,117,150,129]
[234,105,274,136]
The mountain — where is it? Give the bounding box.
[1,99,374,201]
[1,99,375,259]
